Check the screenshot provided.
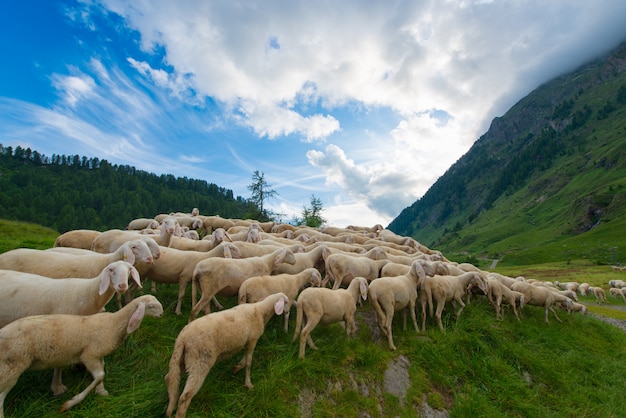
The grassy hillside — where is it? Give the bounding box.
[389,42,626,267]
[0,219,58,252]
[2,221,626,417]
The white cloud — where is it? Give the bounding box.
[92,1,626,213]
[51,72,96,107]
[11,0,626,228]
[237,100,340,141]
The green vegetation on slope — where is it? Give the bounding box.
[0,144,257,233]
[389,42,626,266]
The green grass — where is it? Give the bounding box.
[0,218,58,252]
[3,221,626,417]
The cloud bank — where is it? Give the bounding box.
[3,0,626,227]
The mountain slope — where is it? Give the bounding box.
[388,41,626,265]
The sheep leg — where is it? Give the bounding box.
[435,301,445,331]
[493,293,502,320]
[401,309,407,331]
[371,299,388,336]
[172,364,213,418]
[409,301,419,332]
[175,280,188,316]
[344,314,356,337]
[59,358,105,412]
[299,316,320,359]
[453,298,466,319]
[189,292,214,321]
[384,307,396,351]
[420,299,428,333]
[549,305,563,323]
[211,296,224,311]
[511,299,521,322]
[1,377,20,418]
[377,314,388,336]
[284,309,290,333]
[51,367,67,396]
[233,341,259,389]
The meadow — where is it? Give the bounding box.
[2,219,626,417]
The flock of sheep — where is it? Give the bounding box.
[0,208,619,417]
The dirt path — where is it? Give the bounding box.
[583,302,626,332]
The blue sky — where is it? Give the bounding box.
[2,1,626,227]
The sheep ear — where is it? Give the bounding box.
[127,302,146,334]
[360,280,368,301]
[160,222,167,238]
[99,268,112,295]
[230,245,242,259]
[130,266,142,289]
[223,245,233,258]
[124,245,136,265]
[274,297,286,315]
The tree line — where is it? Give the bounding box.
[0,144,258,233]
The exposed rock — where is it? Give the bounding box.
[419,394,450,418]
[383,355,411,404]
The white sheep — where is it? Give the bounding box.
[189,247,296,320]
[0,295,163,416]
[578,282,590,296]
[164,293,289,418]
[554,281,580,292]
[126,242,241,314]
[167,215,203,231]
[324,251,390,289]
[368,260,426,350]
[485,277,525,321]
[195,214,236,236]
[511,281,574,323]
[91,217,180,252]
[270,223,298,234]
[557,289,579,302]
[126,218,159,230]
[0,260,141,327]
[588,286,607,304]
[227,224,263,243]
[486,272,521,289]
[420,272,487,332]
[170,227,232,251]
[271,244,331,276]
[561,301,588,315]
[292,277,369,359]
[0,260,142,398]
[53,229,102,249]
[380,262,411,277]
[182,229,200,240]
[0,239,154,279]
[373,229,419,249]
[238,267,323,332]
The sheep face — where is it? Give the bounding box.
[100,261,142,295]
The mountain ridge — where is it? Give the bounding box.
[388,41,626,265]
